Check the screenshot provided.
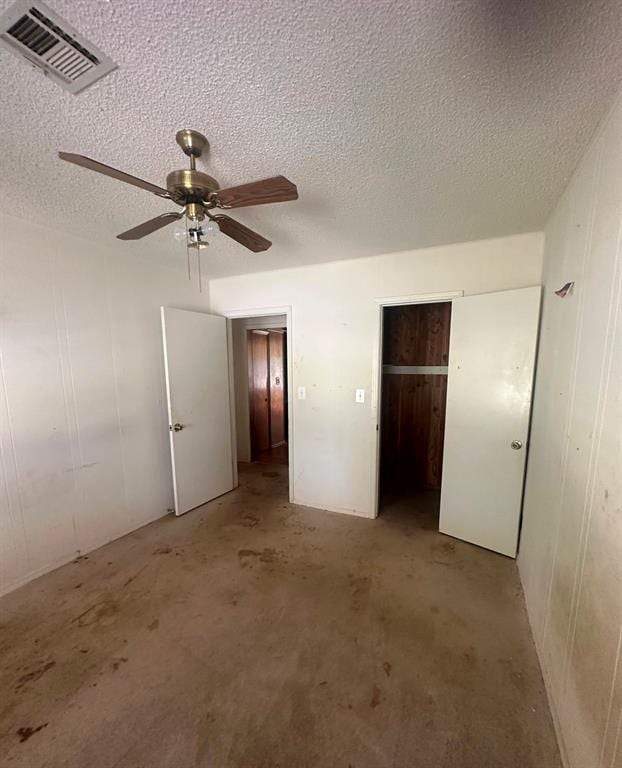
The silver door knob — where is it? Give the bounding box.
[511,440,522,450]
[172,423,184,432]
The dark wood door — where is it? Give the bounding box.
[269,331,285,447]
[248,331,270,456]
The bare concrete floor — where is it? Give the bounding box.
[0,464,560,768]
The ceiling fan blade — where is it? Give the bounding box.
[212,214,272,252]
[59,152,170,198]
[117,212,183,240]
[215,176,298,209]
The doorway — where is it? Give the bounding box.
[247,328,288,464]
[378,301,452,525]
[230,314,290,484]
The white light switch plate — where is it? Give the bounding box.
[356,388,365,403]
[297,386,306,400]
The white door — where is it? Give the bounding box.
[439,286,541,557]
[161,307,234,515]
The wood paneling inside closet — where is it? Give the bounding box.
[380,303,451,491]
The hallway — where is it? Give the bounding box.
[0,464,560,768]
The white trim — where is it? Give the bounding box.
[293,498,373,519]
[222,305,294,502]
[370,290,463,518]
[374,290,464,306]
[225,319,239,489]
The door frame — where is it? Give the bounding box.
[371,291,464,518]
[223,306,294,502]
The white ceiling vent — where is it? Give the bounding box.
[0,0,117,94]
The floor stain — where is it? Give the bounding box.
[153,545,172,555]
[111,657,128,671]
[16,723,48,743]
[434,540,456,555]
[72,600,119,627]
[147,619,159,631]
[349,574,371,610]
[370,684,382,708]
[15,661,55,690]
[383,661,392,677]
[124,565,148,587]
[238,548,283,566]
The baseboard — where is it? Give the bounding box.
[292,497,373,519]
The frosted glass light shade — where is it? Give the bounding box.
[202,219,220,237]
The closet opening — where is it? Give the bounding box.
[378,302,452,526]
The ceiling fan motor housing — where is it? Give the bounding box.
[166,169,220,206]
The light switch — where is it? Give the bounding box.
[297,386,306,400]
[356,388,365,403]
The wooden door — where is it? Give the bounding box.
[248,331,270,456]
[269,331,285,447]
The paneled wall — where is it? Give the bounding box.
[0,212,206,595]
[380,303,451,491]
[519,93,622,767]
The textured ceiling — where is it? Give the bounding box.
[1,0,622,277]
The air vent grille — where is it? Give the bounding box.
[0,0,116,94]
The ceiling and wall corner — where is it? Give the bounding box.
[0,0,622,278]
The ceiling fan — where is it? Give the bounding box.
[58,129,298,252]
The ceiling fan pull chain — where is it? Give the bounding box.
[197,249,202,293]
[185,218,191,281]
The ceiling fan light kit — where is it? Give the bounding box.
[58,129,298,253]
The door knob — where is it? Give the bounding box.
[511,440,523,450]
[171,423,184,432]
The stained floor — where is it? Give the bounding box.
[0,464,561,768]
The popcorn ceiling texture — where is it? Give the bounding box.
[1,0,621,277]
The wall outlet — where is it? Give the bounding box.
[297,386,306,400]
[356,388,365,403]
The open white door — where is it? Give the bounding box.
[161,307,234,515]
[439,286,541,557]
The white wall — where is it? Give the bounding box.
[519,95,622,768]
[210,232,544,517]
[0,212,207,595]
[231,315,287,463]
